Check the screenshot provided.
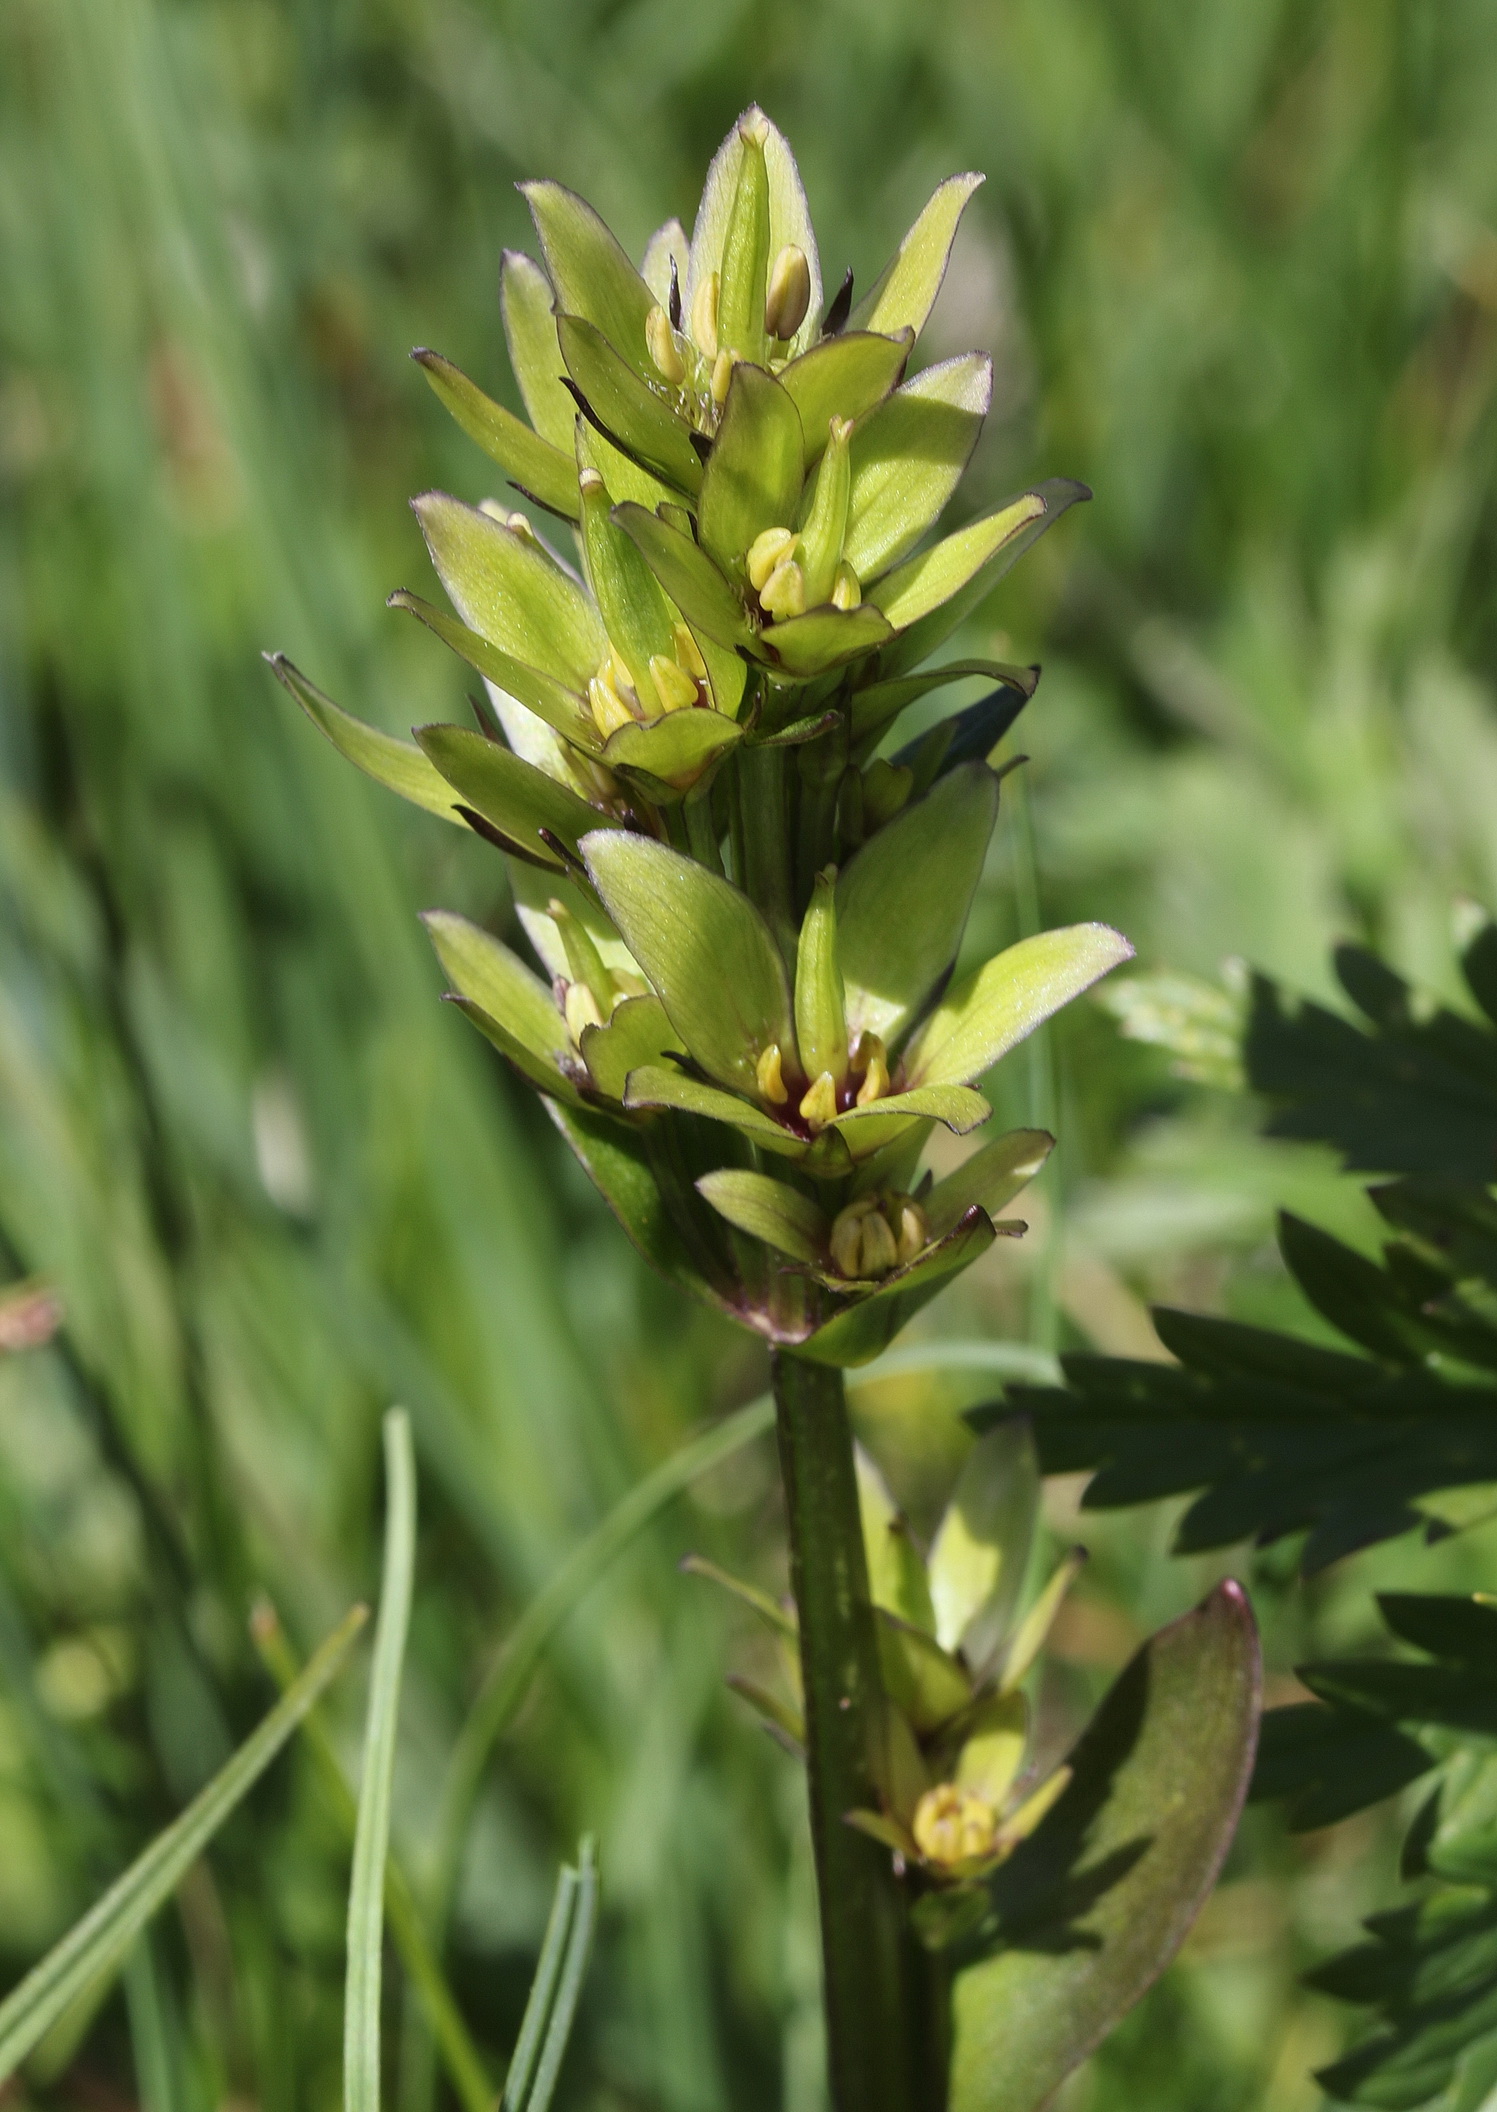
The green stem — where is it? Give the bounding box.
[737,743,797,963]
[772,1350,917,2112]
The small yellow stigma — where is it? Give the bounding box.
[746,527,798,593]
[646,304,686,385]
[691,270,720,360]
[912,1784,999,1868]
[649,653,699,713]
[798,1070,838,1132]
[759,557,806,622]
[853,1033,890,1106]
[764,243,811,341]
[756,1043,788,1105]
[710,347,737,407]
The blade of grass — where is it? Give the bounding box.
[346,1409,417,2112]
[0,1602,367,2084]
[250,1601,494,2112]
[523,1839,598,2112]
[500,1861,580,2112]
[124,1936,177,2112]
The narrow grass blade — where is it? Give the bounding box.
[524,1840,598,2112]
[345,1410,418,2112]
[0,1604,367,2084]
[500,1863,579,2112]
[124,1937,176,2112]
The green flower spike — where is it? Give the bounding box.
[264,109,1247,2112]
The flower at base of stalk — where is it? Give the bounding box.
[912,1784,998,1868]
[829,1193,927,1280]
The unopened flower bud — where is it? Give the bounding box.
[853,1032,889,1107]
[759,557,806,621]
[646,304,686,384]
[578,466,606,498]
[747,526,798,593]
[738,107,770,147]
[863,758,914,828]
[691,271,720,359]
[912,1784,998,1868]
[756,1043,788,1105]
[563,981,604,1041]
[710,347,737,407]
[649,652,698,714]
[764,243,811,341]
[798,1069,838,1132]
[829,1196,876,1277]
[831,559,862,610]
[893,1197,929,1266]
[859,1209,898,1276]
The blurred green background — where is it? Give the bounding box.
[4,1,1497,2106]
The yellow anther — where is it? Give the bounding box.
[563,982,604,1041]
[649,653,698,714]
[746,526,798,593]
[578,466,606,497]
[691,271,720,360]
[765,243,812,340]
[912,1784,998,1868]
[672,622,707,681]
[894,1197,929,1267]
[588,670,636,739]
[854,1033,890,1106]
[831,559,862,610]
[756,1043,788,1105]
[759,557,806,622]
[646,304,686,384]
[710,347,737,407]
[829,1212,865,1279]
[798,1070,839,1133]
[861,1209,899,1275]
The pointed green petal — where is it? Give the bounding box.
[578,463,677,699]
[578,994,683,1100]
[697,363,804,583]
[837,762,999,1048]
[778,332,912,468]
[795,871,848,1086]
[875,1613,973,1734]
[601,709,743,797]
[929,1422,1039,1666]
[421,912,580,1100]
[575,393,675,511]
[758,604,892,680]
[522,180,656,373]
[997,1549,1087,1698]
[798,1210,998,1366]
[695,1169,827,1263]
[716,116,772,365]
[556,315,704,496]
[925,1129,1054,1240]
[610,504,754,650]
[412,493,603,691]
[844,354,992,582]
[687,108,822,362]
[415,724,619,869]
[850,658,1034,750]
[501,250,576,453]
[388,592,598,752]
[830,1084,991,1161]
[445,994,583,1103]
[620,1064,806,1158]
[908,925,1134,1089]
[583,832,795,1093]
[640,218,689,305]
[955,1692,1028,1810]
[509,865,636,984]
[411,350,580,521]
[876,478,1090,676]
[850,173,984,339]
[267,655,465,823]
[549,1100,729,1312]
[856,1448,937,1633]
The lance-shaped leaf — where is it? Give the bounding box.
[832,1086,991,1161]
[389,593,597,753]
[610,504,754,651]
[600,709,743,797]
[695,1169,827,1263]
[844,354,992,582]
[416,726,619,870]
[583,832,794,1093]
[548,1101,728,1312]
[422,912,575,1093]
[957,1693,1030,1810]
[759,604,893,680]
[697,363,804,581]
[557,315,704,496]
[928,1423,1039,1671]
[878,478,1090,678]
[685,107,822,362]
[413,494,603,690]
[778,331,913,467]
[715,114,772,366]
[895,681,1036,787]
[411,350,580,521]
[850,173,985,339]
[577,994,682,1100]
[908,925,1135,1089]
[926,1129,1054,1239]
[876,1613,973,1734]
[948,1583,1261,2112]
[521,180,656,373]
[798,1208,999,1366]
[857,1448,938,1634]
[266,654,464,823]
[621,1065,806,1159]
[850,658,1035,749]
[837,762,999,1049]
[501,250,577,453]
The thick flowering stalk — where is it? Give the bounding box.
[269,107,1133,2111]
